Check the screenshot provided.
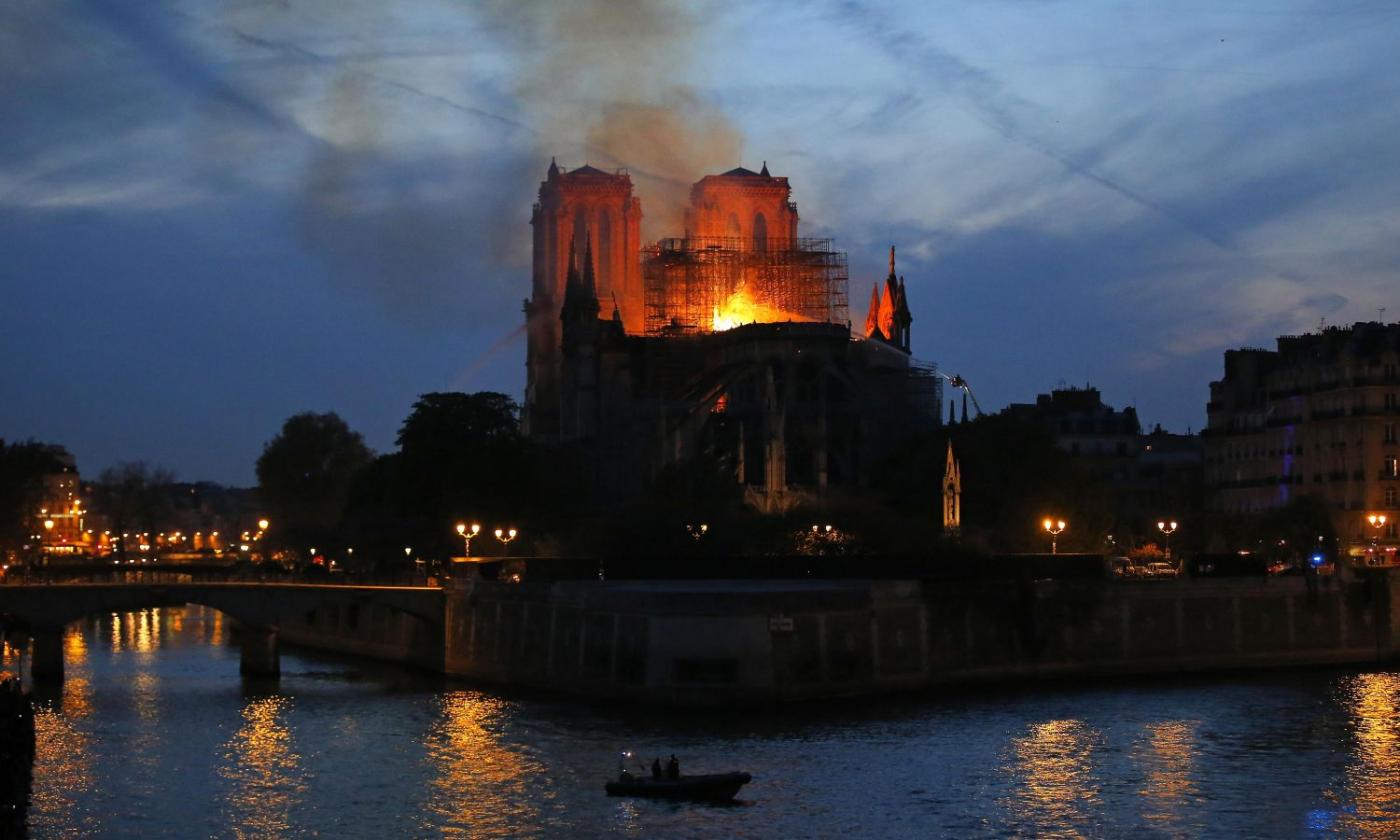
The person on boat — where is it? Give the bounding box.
[651,758,662,780]
[666,755,680,780]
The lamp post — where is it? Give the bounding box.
[1157,520,1178,561]
[1043,517,1066,554]
[1368,513,1388,550]
[455,522,482,556]
[255,518,270,564]
[494,527,518,557]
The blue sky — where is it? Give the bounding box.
[3,0,1398,484]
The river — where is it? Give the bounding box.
[2,605,1398,838]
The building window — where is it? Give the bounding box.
[1386,456,1400,478]
[1387,423,1398,444]
[1386,487,1398,507]
[1387,393,1398,410]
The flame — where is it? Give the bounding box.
[711,286,808,332]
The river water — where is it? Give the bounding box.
[2,605,1398,838]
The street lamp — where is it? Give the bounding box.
[1043,517,1066,554]
[687,523,709,540]
[1368,513,1388,549]
[494,527,518,556]
[455,522,482,556]
[1157,520,1178,560]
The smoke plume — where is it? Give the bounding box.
[483,0,745,239]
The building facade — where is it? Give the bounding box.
[1204,322,1400,559]
[525,161,940,509]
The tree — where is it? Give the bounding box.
[93,462,175,563]
[0,440,64,563]
[256,412,373,552]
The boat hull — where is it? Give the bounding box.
[605,772,752,801]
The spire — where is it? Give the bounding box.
[760,161,770,177]
[961,392,968,423]
[864,283,882,338]
[889,244,896,279]
[547,156,559,179]
[948,400,956,425]
[611,292,622,323]
[566,236,579,288]
[878,281,896,340]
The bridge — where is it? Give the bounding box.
[0,571,444,683]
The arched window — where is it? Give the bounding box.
[753,212,767,252]
[573,206,588,260]
[726,212,741,241]
[597,209,612,290]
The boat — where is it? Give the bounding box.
[605,771,752,801]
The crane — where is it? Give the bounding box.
[939,373,985,419]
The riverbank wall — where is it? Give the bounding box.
[435,572,1400,705]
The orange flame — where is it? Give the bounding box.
[711,286,808,332]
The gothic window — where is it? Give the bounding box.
[598,209,612,290]
[753,212,768,252]
[726,212,741,241]
[573,206,588,256]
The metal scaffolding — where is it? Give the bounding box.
[642,236,849,335]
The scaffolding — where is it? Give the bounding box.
[642,236,849,335]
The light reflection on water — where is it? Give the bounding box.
[421,692,551,837]
[14,605,1400,838]
[219,695,305,839]
[1002,718,1102,835]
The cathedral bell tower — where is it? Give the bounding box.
[524,160,642,439]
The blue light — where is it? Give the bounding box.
[1310,553,1326,566]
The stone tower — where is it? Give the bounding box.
[684,163,799,248]
[525,161,642,439]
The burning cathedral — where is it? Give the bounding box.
[523,161,940,511]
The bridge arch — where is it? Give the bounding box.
[0,582,444,683]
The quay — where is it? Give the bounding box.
[2,563,1397,705]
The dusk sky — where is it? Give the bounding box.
[3,0,1398,485]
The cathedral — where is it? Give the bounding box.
[523,161,939,510]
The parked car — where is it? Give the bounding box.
[1144,562,1179,578]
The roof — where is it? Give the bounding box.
[720,166,762,177]
[566,164,613,176]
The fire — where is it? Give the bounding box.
[711,286,808,332]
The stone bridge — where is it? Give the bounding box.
[0,581,444,682]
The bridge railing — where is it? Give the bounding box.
[0,564,445,588]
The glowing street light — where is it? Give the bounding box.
[494,527,518,556]
[687,523,709,540]
[455,522,482,556]
[1157,520,1178,560]
[1368,513,1389,548]
[1043,517,1066,554]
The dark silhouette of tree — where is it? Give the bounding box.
[92,462,175,563]
[256,412,373,553]
[0,440,64,563]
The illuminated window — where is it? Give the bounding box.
[1386,456,1400,478]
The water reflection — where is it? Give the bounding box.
[219,696,305,839]
[1133,720,1198,831]
[422,691,550,837]
[30,625,98,837]
[1338,673,1400,836]
[1002,718,1103,835]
